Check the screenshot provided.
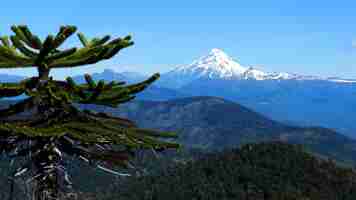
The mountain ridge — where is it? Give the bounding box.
[70,96,356,165]
[156,48,356,89]
[1,52,356,138]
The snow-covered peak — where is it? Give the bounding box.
[162,48,356,84]
[208,48,232,61]
[170,48,247,79]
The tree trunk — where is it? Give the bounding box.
[31,140,61,200]
[38,66,50,81]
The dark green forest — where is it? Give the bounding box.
[52,142,356,200]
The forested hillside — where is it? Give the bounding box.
[91,142,356,200]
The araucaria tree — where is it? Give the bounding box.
[0,25,181,200]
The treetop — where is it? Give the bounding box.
[0,25,133,69]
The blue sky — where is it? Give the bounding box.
[0,0,355,79]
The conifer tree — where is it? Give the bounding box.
[0,25,181,200]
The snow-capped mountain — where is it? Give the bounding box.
[171,48,246,79]
[157,48,356,89]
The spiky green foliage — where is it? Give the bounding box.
[0,25,133,69]
[0,25,181,200]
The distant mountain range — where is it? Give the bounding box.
[152,49,356,138]
[1,48,356,139]
[72,69,191,101]
[2,96,356,165]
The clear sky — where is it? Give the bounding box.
[0,0,355,79]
